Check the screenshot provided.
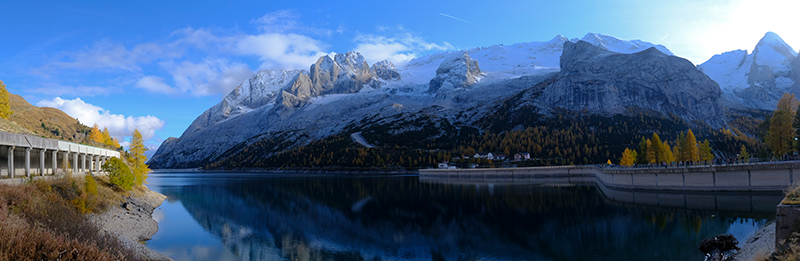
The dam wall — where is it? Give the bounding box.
[419,162,800,192]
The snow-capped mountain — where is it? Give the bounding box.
[148,33,708,169]
[698,32,798,109]
[575,33,674,56]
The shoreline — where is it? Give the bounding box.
[734,222,776,261]
[152,168,418,175]
[91,185,173,261]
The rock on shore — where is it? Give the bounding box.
[92,187,173,261]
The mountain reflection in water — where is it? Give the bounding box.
[145,172,782,261]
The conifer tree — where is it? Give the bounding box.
[672,145,680,163]
[101,127,120,148]
[651,133,663,163]
[645,139,655,163]
[662,140,674,163]
[769,93,797,157]
[620,148,636,166]
[126,129,150,186]
[637,137,648,164]
[795,109,800,151]
[676,132,687,161]
[89,124,104,144]
[685,129,699,161]
[699,140,714,163]
[0,80,12,119]
[740,144,750,163]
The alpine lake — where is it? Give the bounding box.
[143,171,783,261]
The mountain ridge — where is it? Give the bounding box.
[148,33,732,169]
[698,31,798,110]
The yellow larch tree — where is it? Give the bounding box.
[0,80,12,119]
[685,129,699,161]
[101,127,119,148]
[620,148,637,166]
[126,129,150,186]
[769,93,798,157]
[89,124,104,144]
[661,140,674,163]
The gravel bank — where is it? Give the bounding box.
[92,187,173,261]
[733,222,776,261]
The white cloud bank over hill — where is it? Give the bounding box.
[36,97,165,142]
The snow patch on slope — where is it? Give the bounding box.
[575,33,675,56]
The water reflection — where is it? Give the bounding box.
[146,172,783,261]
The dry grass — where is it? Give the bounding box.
[766,232,800,260]
[782,183,800,205]
[0,175,145,261]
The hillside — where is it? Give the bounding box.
[7,94,92,142]
[2,93,118,150]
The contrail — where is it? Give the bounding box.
[439,12,481,27]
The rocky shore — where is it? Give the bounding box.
[734,222,776,261]
[91,187,173,261]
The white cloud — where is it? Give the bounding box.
[236,33,327,70]
[35,97,165,142]
[135,76,175,94]
[33,11,456,98]
[26,84,120,97]
[252,10,300,33]
[51,39,180,72]
[34,11,331,97]
[161,59,253,96]
[354,30,454,65]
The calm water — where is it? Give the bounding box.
[144,171,783,261]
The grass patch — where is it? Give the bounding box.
[0,174,145,260]
[782,183,800,205]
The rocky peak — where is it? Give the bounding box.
[334,52,369,74]
[371,60,401,81]
[559,41,614,73]
[534,40,725,127]
[279,52,381,109]
[226,69,302,109]
[428,51,482,92]
[309,55,341,95]
[748,32,796,92]
[753,32,797,64]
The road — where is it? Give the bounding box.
[350,132,375,148]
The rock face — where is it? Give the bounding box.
[699,32,798,109]
[371,60,400,81]
[428,51,482,92]
[535,41,725,126]
[279,52,390,109]
[792,52,800,91]
[185,69,300,136]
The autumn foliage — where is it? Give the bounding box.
[0,178,141,260]
[0,80,11,119]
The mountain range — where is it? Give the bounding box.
[148,32,798,169]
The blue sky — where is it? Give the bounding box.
[0,0,798,150]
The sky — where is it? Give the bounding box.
[0,0,798,151]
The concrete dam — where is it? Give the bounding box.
[419,162,800,192]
